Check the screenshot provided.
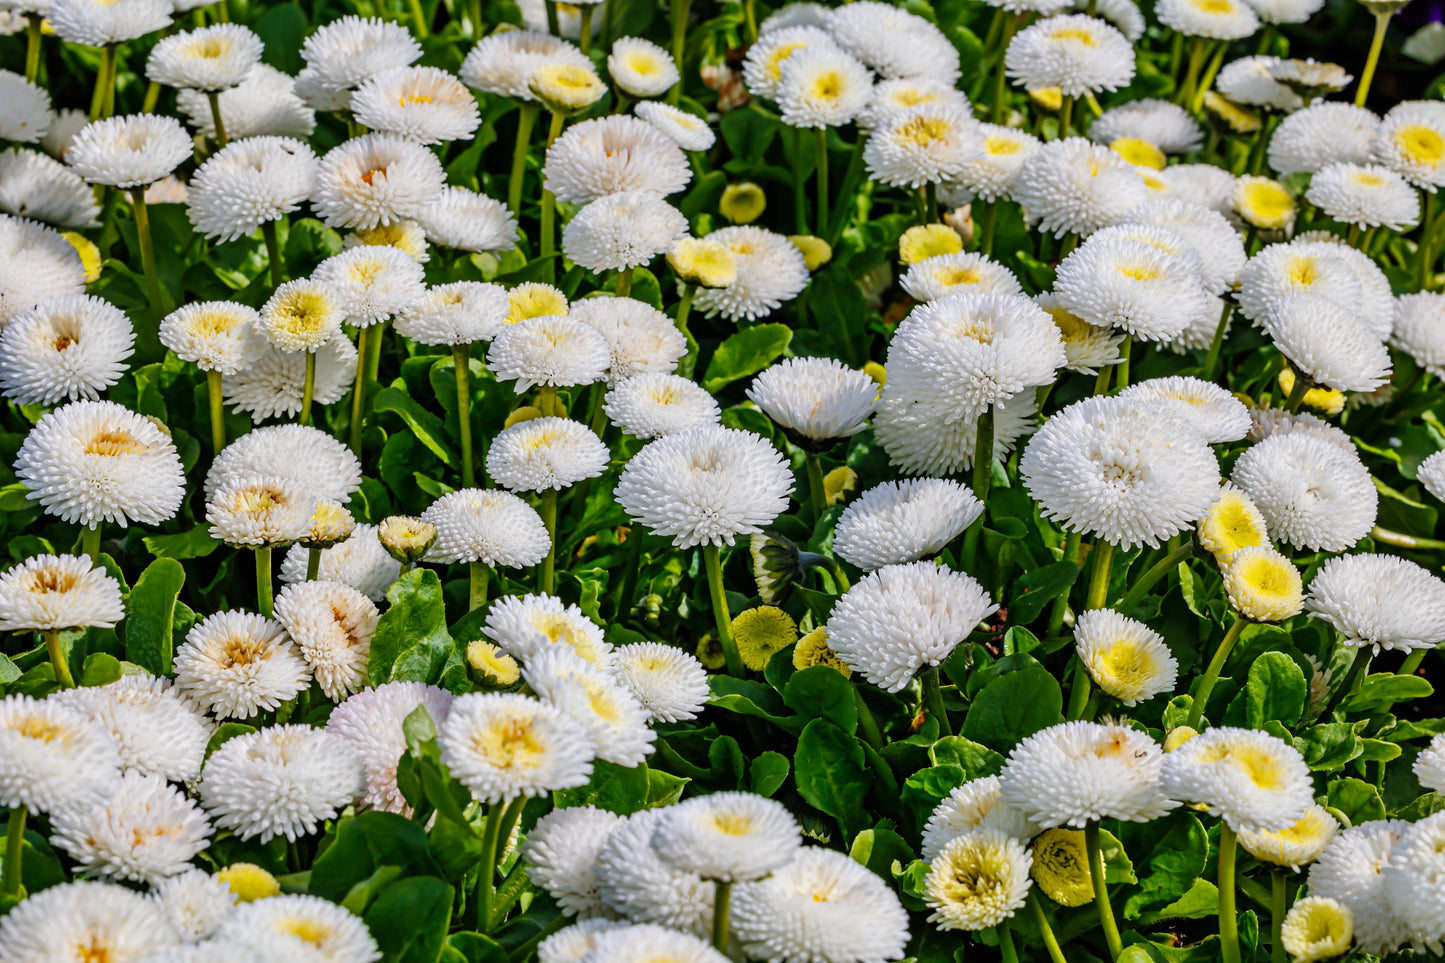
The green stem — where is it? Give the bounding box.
[616,266,633,297]
[668,0,691,105]
[129,189,163,311]
[814,127,829,237]
[1256,23,1277,55]
[207,369,226,455]
[712,879,732,951]
[1115,335,1132,389]
[1186,616,1247,730]
[578,4,594,54]
[507,104,539,219]
[703,544,745,676]
[1,805,25,897]
[998,920,1020,963]
[826,134,868,245]
[972,405,994,505]
[791,127,808,234]
[1355,11,1390,108]
[1417,191,1440,291]
[509,915,569,963]
[1086,540,1115,611]
[540,112,565,279]
[979,201,998,255]
[256,546,274,618]
[82,524,101,562]
[991,13,1020,122]
[1194,41,1227,112]
[470,562,490,611]
[306,547,320,582]
[1085,822,1124,962]
[206,90,229,147]
[1047,530,1082,637]
[1283,368,1311,414]
[544,0,560,35]
[1370,526,1445,551]
[921,666,952,737]
[1028,892,1070,963]
[24,15,41,83]
[855,690,883,749]
[42,630,74,689]
[806,451,828,521]
[1202,301,1234,382]
[539,488,558,594]
[90,45,117,121]
[1219,824,1241,963]
[1059,95,1074,139]
[454,343,474,488]
[262,218,284,288]
[1178,37,1209,108]
[300,351,316,426]
[741,0,757,42]
[1320,646,1372,719]
[1114,542,1195,614]
[350,325,371,457]
[476,803,505,934]
[612,527,644,619]
[1271,870,1287,963]
[1067,658,1093,721]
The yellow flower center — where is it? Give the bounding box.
[84,429,146,458]
[399,94,434,107]
[1116,263,1159,282]
[1397,124,1445,166]
[894,115,952,147]
[765,41,808,82]
[472,718,547,770]
[1051,26,1097,45]
[984,134,1024,156]
[185,36,230,60]
[809,70,844,102]
[16,715,64,742]
[279,918,329,945]
[1350,170,1386,188]
[1111,137,1167,170]
[1192,0,1236,13]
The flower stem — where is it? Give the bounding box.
[1271,869,1287,963]
[476,803,505,934]
[255,546,274,618]
[1028,892,1070,963]
[453,343,474,488]
[262,218,284,288]
[206,90,229,147]
[1177,36,1209,108]
[616,266,633,297]
[1194,41,1227,112]
[991,13,1021,122]
[1283,368,1311,413]
[920,665,952,737]
[998,920,1020,963]
[540,112,565,280]
[1370,526,1445,551]
[741,0,757,42]
[712,879,732,951]
[509,915,568,963]
[2,805,25,897]
[1355,11,1390,108]
[1085,822,1123,961]
[42,630,74,689]
[1047,530,1082,637]
[300,350,317,426]
[407,0,429,37]
[1202,300,1234,383]
[207,370,226,455]
[1115,335,1132,389]
[129,188,164,311]
[1114,541,1195,614]
[544,0,560,34]
[972,405,995,505]
[89,44,117,121]
[612,527,644,619]
[792,127,808,234]
[306,547,321,581]
[82,524,101,562]
[703,544,745,676]
[349,326,371,457]
[1059,95,1074,139]
[539,488,558,595]
[668,0,690,105]
[1086,540,1115,611]
[806,451,828,522]
[978,201,998,255]
[814,127,829,236]
[470,562,490,611]
[826,134,868,244]
[674,284,698,378]
[1320,646,1372,719]
[1219,823,1241,963]
[578,4,594,54]
[24,14,41,83]
[507,104,540,218]
[1187,615,1247,730]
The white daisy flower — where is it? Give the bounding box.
[201,724,364,842]
[65,114,192,189]
[1090,98,1202,154]
[0,880,178,963]
[326,681,453,814]
[0,293,133,405]
[569,296,687,384]
[1054,235,1211,344]
[582,924,729,963]
[487,417,609,493]
[1268,102,1380,175]
[826,1,961,83]
[0,552,123,634]
[652,791,801,882]
[177,64,316,141]
[873,384,1039,478]
[175,610,310,719]
[14,399,185,528]
[1117,376,1251,443]
[742,26,842,100]
[1159,162,1237,218]
[901,251,1024,301]
[1035,292,1125,374]
[1305,161,1420,231]
[612,642,710,723]
[540,920,627,963]
[833,478,982,572]
[1374,100,1445,190]
[393,281,508,345]
[460,29,590,101]
[0,147,100,229]
[1237,804,1338,871]
[857,77,970,130]
[1307,821,1413,956]
[1230,432,1376,552]
[1216,55,1302,111]
[523,805,625,917]
[418,185,517,254]
[864,103,977,189]
[51,770,212,884]
[1235,241,1364,324]
[608,37,679,99]
[524,648,656,766]
[1000,720,1176,827]
[151,869,237,942]
[47,0,171,46]
[439,692,595,803]
[147,24,262,91]
[922,776,1039,861]
[0,70,52,144]
[924,829,1032,930]
[273,579,377,702]
[487,315,612,392]
[542,115,691,204]
[50,675,208,783]
[1005,14,1135,97]
[298,14,420,99]
[596,811,717,937]
[604,374,721,439]
[746,356,878,448]
[159,302,264,375]
[218,893,379,963]
[776,45,874,128]
[206,424,360,504]
[634,101,715,151]
[313,133,446,230]
[484,592,612,667]
[1013,137,1147,238]
[1244,0,1323,23]
[1073,609,1179,706]
[1121,199,1246,295]
[1392,291,1445,377]
[186,136,317,242]
[312,244,426,326]
[420,488,550,568]
[690,225,811,322]
[562,191,688,274]
[1156,0,1260,39]
[1415,732,1445,793]
[351,65,481,145]
[1262,292,1391,393]
[1161,726,1313,832]
[222,334,358,420]
[0,693,121,814]
[259,278,344,352]
[1304,553,1445,653]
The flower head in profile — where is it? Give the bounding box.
[187,136,318,242]
[924,829,1033,931]
[833,478,982,572]
[542,115,691,204]
[487,417,609,493]
[1304,553,1445,653]
[690,225,810,322]
[827,2,962,83]
[1004,14,1135,97]
[901,251,1023,302]
[864,103,977,189]
[747,357,879,450]
[612,642,711,723]
[274,579,378,702]
[922,776,1038,862]
[313,244,426,327]
[216,893,380,963]
[159,301,264,375]
[1160,726,1312,832]
[421,488,550,569]
[206,475,317,547]
[1074,609,1178,706]
[487,315,612,392]
[1117,376,1250,444]
[0,881,178,963]
[562,192,687,274]
[1238,804,1339,871]
[1156,0,1259,39]
[604,374,721,439]
[1281,897,1354,963]
[351,66,480,145]
[1375,100,1445,189]
[484,593,612,667]
[1013,138,1147,238]
[636,101,716,152]
[1380,811,1445,954]
[608,37,680,99]
[1306,162,1419,232]
[651,791,802,882]
[65,114,192,189]
[50,770,212,885]
[523,805,625,918]
[1000,720,1177,828]
[0,147,101,229]
[0,694,121,815]
[178,64,316,141]
[396,281,510,345]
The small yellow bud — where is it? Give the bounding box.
[377,515,437,565]
[823,465,859,506]
[1203,91,1262,134]
[60,231,102,282]
[898,223,963,265]
[348,220,429,261]
[1029,87,1063,112]
[1030,829,1094,907]
[1234,176,1296,231]
[1163,726,1199,752]
[303,501,356,549]
[215,863,281,902]
[695,633,727,670]
[720,182,767,224]
[1277,367,1345,415]
[1110,136,1167,170]
[466,639,521,686]
[788,234,832,271]
[792,626,852,678]
[505,405,544,429]
[506,282,568,325]
[731,605,797,671]
[528,63,607,113]
[668,237,738,288]
[863,361,887,385]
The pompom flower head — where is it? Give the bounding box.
[651,791,802,881]
[1000,720,1177,827]
[924,829,1033,931]
[1303,553,1445,653]
[746,357,879,450]
[313,132,446,230]
[1161,726,1312,832]
[833,479,983,572]
[0,294,134,405]
[438,692,595,803]
[1012,138,1147,238]
[1073,609,1178,706]
[1230,432,1377,553]
[1005,14,1135,97]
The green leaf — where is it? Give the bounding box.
[373,386,458,468]
[252,2,309,74]
[124,558,185,676]
[553,760,650,815]
[783,666,858,734]
[1245,652,1307,728]
[902,764,966,827]
[369,570,456,686]
[701,324,793,393]
[849,826,914,879]
[961,665,1063,752]
[928,737,1005,779]
[1345,674,1434,713]
[1134,879,1219,924]
[446,933,509,963]
[78,653,122,687]
[364,876,455,963]
[0,653,20,684]
[794,718,872,839]
[1356,738,1403,763]
[206,722,255,756]
[749,752,790,797]
[310,812,442,903]
[1007,560,1079,626]
[1295,724,1362,771]
[646,768,690,808]
[1123,813,1209,919]
[1328,777,1386,825]
[141,526,221,559]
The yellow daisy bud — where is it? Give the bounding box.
[1203,91,1262,134]
[1029,87,1062,112]
[1277,367,1345,415]
[1110,136,1167,171]
[898,223,963,265]
[667,237,739,288]
[349,220,429,261]
[1163,726,1199,752]
[1238,804,1339,871]
[695,633,727,670]
[1029,829,1094,907]
[215,863,281,902]
[529,63,607,113]
[731,605,798,671]
[1281,897,1354,963]
[792,626,852,678]
[506,282,568,324]
[720,182,767,224]
[467,639,521,687]
[1221,545,1304,622]
[377,515,437,565]
[505,405,544,429]
[1197,484,1270,561]
[863,361,887,385]
[788,234,833,271]
[1234,175,1296,231]
[60,231,102,282]
[823,466,858,506]
[302,501,356,549]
